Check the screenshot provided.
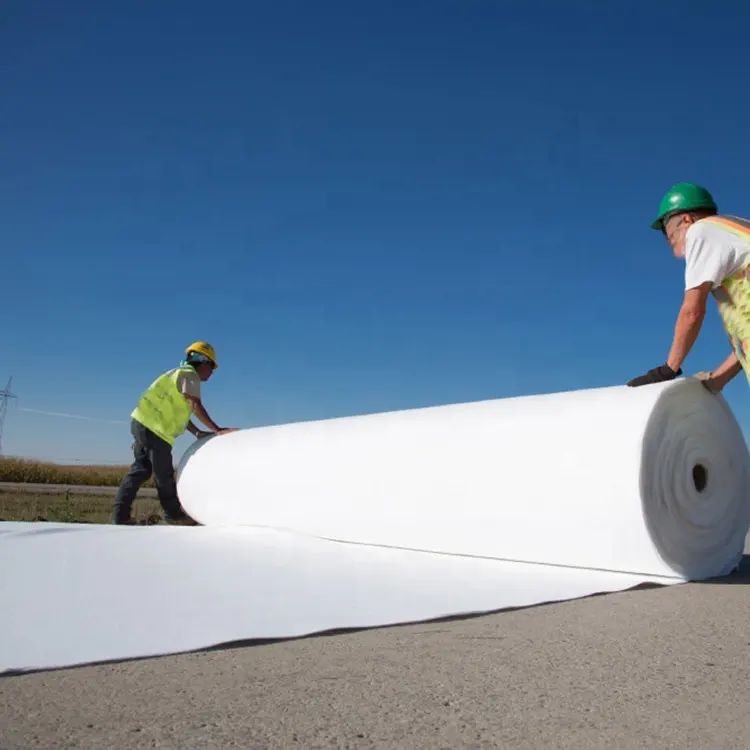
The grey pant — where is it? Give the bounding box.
[112,419,187,523]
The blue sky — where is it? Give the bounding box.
[3,0,750,463]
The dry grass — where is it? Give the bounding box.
[0,489,163,525]
[0,456,154,488]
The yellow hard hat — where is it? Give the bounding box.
[185,341,218,368]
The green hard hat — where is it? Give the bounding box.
[651,182,718,230]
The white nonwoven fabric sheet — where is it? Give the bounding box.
[2,378,749,675]
[0,522,676,675]
[177,379,750,580]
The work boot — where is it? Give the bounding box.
[164,513,199,526]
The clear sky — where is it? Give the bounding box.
[3,0,750,464]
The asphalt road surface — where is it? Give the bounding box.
[2,541,750,748]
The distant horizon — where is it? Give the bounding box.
[3,375,750,467]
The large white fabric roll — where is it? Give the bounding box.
[2,378,749,675]
[178,379,750,580]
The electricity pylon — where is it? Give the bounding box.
[0,377,18,456]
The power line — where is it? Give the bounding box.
[0,377,18,456]
[17,407,128,425]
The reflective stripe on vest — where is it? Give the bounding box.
[700,215,750,385]
[131,366,195,445]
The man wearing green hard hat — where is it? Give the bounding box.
[627,182,750,392]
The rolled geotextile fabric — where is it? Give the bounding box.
[177,378,750,581]
[3,378,749,676]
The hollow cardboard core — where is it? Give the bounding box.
[692,463,708,493]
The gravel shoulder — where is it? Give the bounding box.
[0,482,156,497]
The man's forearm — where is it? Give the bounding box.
[713,351,743,382]
[666,304,705,372]
[188,399,222,432]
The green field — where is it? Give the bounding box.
[0,457,166,524]
[0,489,163,524]
[0,456,154,488]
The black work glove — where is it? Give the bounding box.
[627,363,682,387]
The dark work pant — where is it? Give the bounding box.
[112,419,186,523]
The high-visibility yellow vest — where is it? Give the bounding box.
[131,365,195,445]
[700,215,750,385]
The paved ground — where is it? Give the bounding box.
[2,544,750,748]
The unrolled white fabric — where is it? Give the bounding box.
[177,379,750,580]
[0,522,676,675]
[2,378,749,675]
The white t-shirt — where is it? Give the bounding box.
[174,368,201,399]
[684,219,750,291]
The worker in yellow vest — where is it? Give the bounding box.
[112,341,238,525]
[627,182,750,393]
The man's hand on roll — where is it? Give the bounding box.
[627,363,682,387]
